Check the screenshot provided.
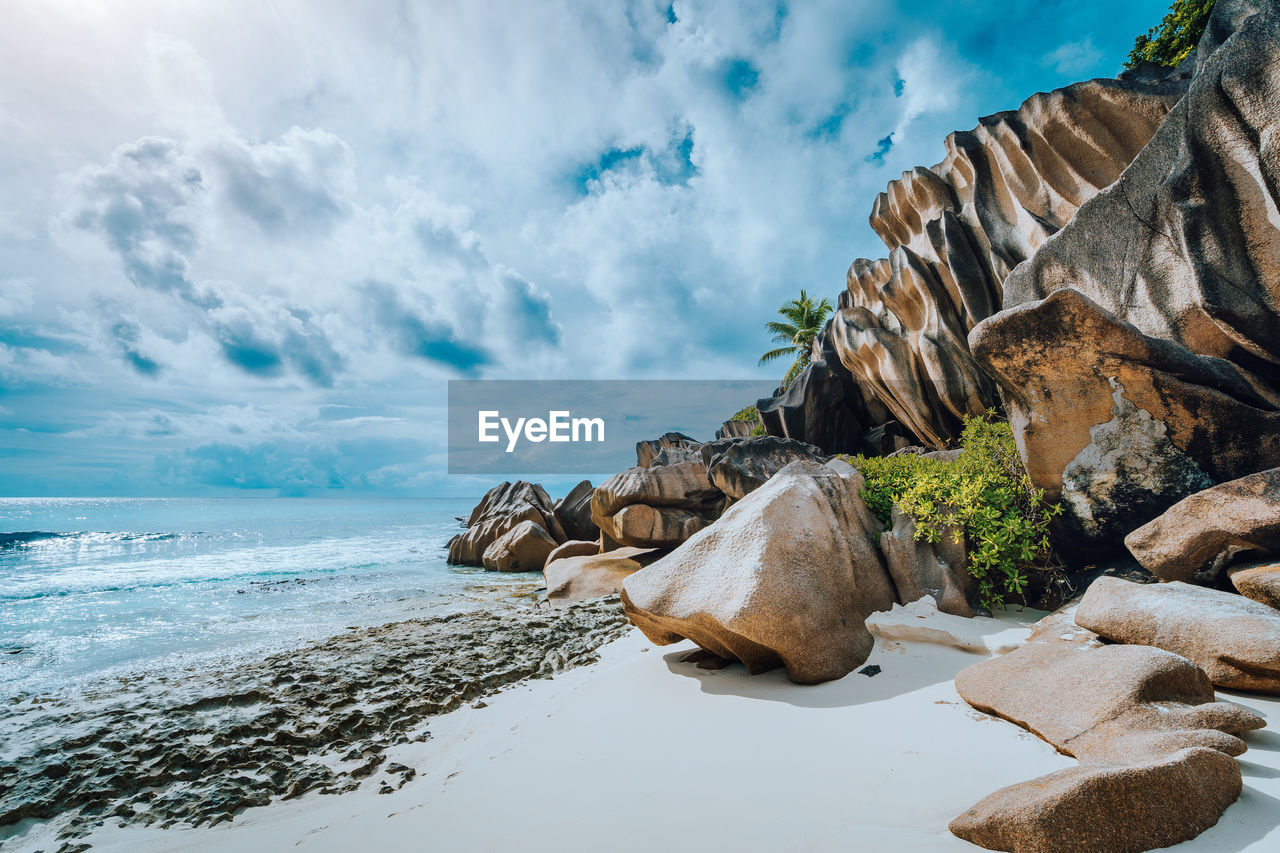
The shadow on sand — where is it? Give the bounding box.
[660,642,986,710]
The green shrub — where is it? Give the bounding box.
[1125,0,1215,69]
[847,412,1062,610]
[729,405,760,423]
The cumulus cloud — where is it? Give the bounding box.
[66,137,207,303]
[56,120,554,387]
[212,126,356,236]
[362,280,490,374]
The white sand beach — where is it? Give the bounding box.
[58,610,1279,853]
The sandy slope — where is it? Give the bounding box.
[45,613,1280,853]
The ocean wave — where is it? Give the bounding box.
[0,530,187,549]
[0,531,71,548]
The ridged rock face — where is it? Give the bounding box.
[1003,1,1280,382]
[831,75,1186,447]
[973,1,1280,545]
[755,324,893,455]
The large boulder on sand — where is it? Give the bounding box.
[878,504,978,617]
[481,520,558,572]
[552,480,598,542]
[1074,576,1280,694]
[620,459,896,684]
[591,460,725,549]
[699,435,827,501]
[450,480,566,565]
[544,547,663,603]
[1124,468,1280,581]
[951,639,1264,853]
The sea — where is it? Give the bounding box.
[0,497,541,697]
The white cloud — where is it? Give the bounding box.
[1044,37,1104,77]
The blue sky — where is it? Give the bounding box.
[0,0,1170,496]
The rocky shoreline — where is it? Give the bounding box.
[0,596,629,847]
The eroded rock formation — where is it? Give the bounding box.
[552,480,599,543]
[591,460,725,549]
[449,480,566,566]
[545,539,600,565]
[755,325,892,454]
[878,504,978,617]
[826,70,1186,448]
[699,435,826,501]
[593,434,831,550]
[970,288,1280,546]
[1230,561,1280,609]
[481,519,558,572]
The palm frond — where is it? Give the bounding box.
[758,345,797,365]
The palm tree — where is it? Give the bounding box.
[758,289,834,386]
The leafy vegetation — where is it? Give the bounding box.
[847,412,1062,610]
[1125,0,1215,69]
[728,404,767,436]
[758,290,834,386]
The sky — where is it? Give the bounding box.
[0,0,1171,497]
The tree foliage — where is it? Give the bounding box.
[1125,0,1215,68]
[848,413,1062,610]
[758,289,834,386]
